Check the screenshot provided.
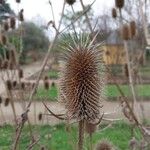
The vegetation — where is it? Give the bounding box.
[0,122,141,150]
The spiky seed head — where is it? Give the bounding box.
[66,0,76,5]
[44,80,49,90]
[129,21,136,38]
[60,34,104,121]
[6,80,12,91]
[19,9,24,21]
[12,80,17,88]
[3,22,9,31]
[51,82,55,87]
[38,113,42,121]
[0,96,2,104]
[85,122,97,134]
[1,34,7,45]
[18,69,23,78]
[115,0,124,9]
[10,17,16,29]
[4,98,10,106]
[121,25,130,41]
[16,0,20,3]
[112,8,117,19]
[21,82,25,90]
[95,140,113,150]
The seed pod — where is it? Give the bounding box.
[3,22,9,31]
[95,140,113,150]
[122,25,130,40]
[1,34,7,45]
[130,21,136,38]
[44,80,49,90]
[19,9,24,21]
[4,98,10,106]
[85,122,97,134]
[38,113,42,121]
[112,8,117,19]
[10,17,16,29]
[18,69,23,78]
[115,0,124,9]
[16,0,20,3]
[60,34,104,121]
[66,0,76,5]
[6,80,12,91]
[0,96,2,104]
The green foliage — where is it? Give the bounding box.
[0,122,141,150]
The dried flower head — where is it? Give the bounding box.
[12,80,17,88]
[10,17,16,29]
[66,0,76,5]
[19,9,24,21]
[95,140,113,150]
[6,80,12,91]
[51,82,55,87]
[18,68,23,78]
[0,96,2,104]
[44,76,49,80]
[115,0,124,9]
[5,98,10,106]
[44,80,49,90]
[38,113,43,121]
[21,82,25,90]
[112,8,117,19]
[9,49,16,65]
[129,21,136,38]
[122,24,130,40]
[60,33,104,121]
[16,0,20,3]
[1,34,7,45]
[3,21,9,31]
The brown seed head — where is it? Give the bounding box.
[95,140,113,150]
[51,82,55,87]
[6,80,12,91]
[18,68,23,78]
[66,0,76,5]
[124,64,129,77]
[19,9,24,21]
[4,98,10,106]
[44,76,49,80]
[21,82,25,90]
[12,80,17,88]
[60,34,104,121]
[112,8,117,19]
[38,113,42,121]
[1,34,7,45]
[85,122,97,134]
[9,49,16,65]
[44,80,49,90]
[129,21,136,38]
[2,60,8,69]
[3,22,9,31]
[0,96,2,104]
[115,0,124,9]
[16,0,21,3]
[10,17,16,29]
[122,24,130,40]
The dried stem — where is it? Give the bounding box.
[78,120,84,150]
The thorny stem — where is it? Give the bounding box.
[78,120,84,150]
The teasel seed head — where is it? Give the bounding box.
[95,140,113,150]
[10,17,16,29]
[38,113,43,121]
[51,82,55,87]
[85,121,97,134]
[1,34,7,45]
[19,9,24,22]
[18,68,23,78]
[0,96,2,104]
[4,98,10,107]
[122,24,130,41]
[40,146,45,150]
[21,82,25,90]
[66,0,76,5]
[112,8,117,19]
[16,0,21,3]
[60,33,104,122]
[12,80,17,88]
[44,80,49,90]
[3,21,9,31]
[129,21,136,38]
[6,80,12,91]
[115,0,124,9]
[2,60,8,69]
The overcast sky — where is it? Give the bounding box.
[7,0,114,24]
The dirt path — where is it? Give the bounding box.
[0,101,149,125]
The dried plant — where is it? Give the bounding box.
[66,0,76,5]
[95,140,114,150]
[115,0,124,10]
[19,9,24,22]
[112,8,117,19]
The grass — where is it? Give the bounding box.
[47,70,59,79]
[0,122,141,150]
[34,84,150,101]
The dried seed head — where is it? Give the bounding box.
[1,34,7,45]
[129,21,136,38]
[112,8,117,19]
[60,34,104,121]
[44,80,49,90]
[0,96,2,104]
[12,80,17,88]
[4,98,10,106]
[95,140,113,150]
[10,17,16,29]
[18,69,23,78]
[21,82,25,90]
[40,146,45,150]
[51,82,55,87]
[19,9,24,21]
[3,22,9,31]
[2,60,8,69]
[16,0,21,3]
[85,122,97,134]
[38,113,42,121]
[44,76,49,80]
[6,80,12,91]
[66,0,76,5]
[121,25,130,40]
[9,49,16,65]
[115,0,124,9]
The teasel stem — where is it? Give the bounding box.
[78,120,85,150]
[0,104,6,123]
